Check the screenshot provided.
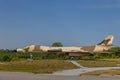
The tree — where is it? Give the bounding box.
[52,42,63,47]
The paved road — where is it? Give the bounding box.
[0,72,120,80]
[53,67,120,76]
[70,60,85,68]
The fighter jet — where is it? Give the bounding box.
[17,35,114,56]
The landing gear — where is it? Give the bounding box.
[90,52,94,56]
[70,56,75,60]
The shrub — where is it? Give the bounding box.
[1,55,11,62]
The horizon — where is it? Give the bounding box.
[0,0,120,49]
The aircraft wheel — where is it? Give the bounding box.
[70,56,75,60]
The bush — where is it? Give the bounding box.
[93,53,120,59]
[1,55,11,62]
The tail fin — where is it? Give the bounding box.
[98,35,114,46]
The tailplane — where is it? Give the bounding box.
[98,35,114,46]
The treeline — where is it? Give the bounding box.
[0,47,120,61]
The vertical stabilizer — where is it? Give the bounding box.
[98,35,114,46]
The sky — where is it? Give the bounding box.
[0,0,120,49]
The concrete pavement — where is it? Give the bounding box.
[0,72,120,80]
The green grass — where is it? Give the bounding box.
[0,60,77,73]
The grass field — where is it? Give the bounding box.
[79,59,120,75]
[81,69,120,75]
[77,59,120,67]
[1,59,120,74]
[0,60,77,73]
